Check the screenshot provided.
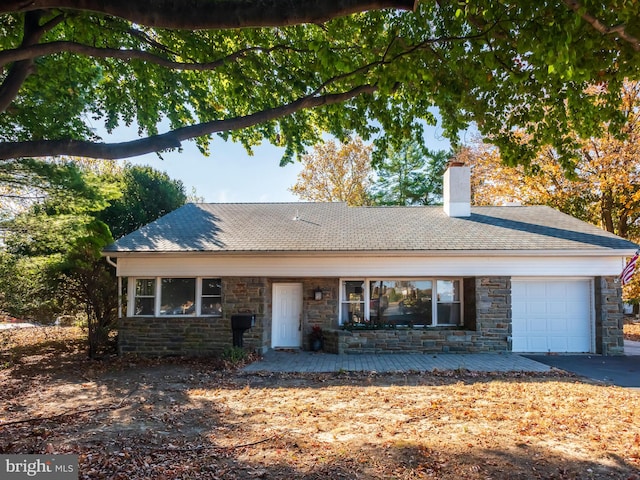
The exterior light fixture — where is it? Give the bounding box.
[314,287,323,300]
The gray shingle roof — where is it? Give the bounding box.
[103,202,638,254]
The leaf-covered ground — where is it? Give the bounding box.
[1,326,639,479]
[625,322,640,342]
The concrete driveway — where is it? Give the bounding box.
[526,340,640,388]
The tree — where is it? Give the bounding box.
[59,220,119,359]
[0,250,63,323]
[371,141,450,205]
[0,160,189,356]
[289,137,372,206]
[0,157,113,218]
[99,165,187,239]
[0,162,120,324]
[460,80,640,299]
[2,2,640,167]
[461,141,598,221]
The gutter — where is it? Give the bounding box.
[105,255,122,319]
[100,248,640,259]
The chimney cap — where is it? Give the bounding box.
[447,160,465,167]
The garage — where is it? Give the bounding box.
[511,278,593,353]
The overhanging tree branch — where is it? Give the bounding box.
[564,0,640,51]
[0,41,301,71]
[0,85,377,160]
[0,11,47,114]
[1,0,416,29]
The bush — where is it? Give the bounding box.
[221,346,248,363]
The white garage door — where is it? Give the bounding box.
[511,279,592,353]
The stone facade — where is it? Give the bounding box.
[118,277,339,356]
[118,316,229,356]
[119,277,271,356]
[329,277,510,354]
[327,328,501,354]
[594,276,625,355]
[475,276,512,351]
[118,275,624,356]
[223,277,270,352]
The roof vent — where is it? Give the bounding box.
[443,163,471,217]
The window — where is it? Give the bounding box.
[340,278,462,327]
[160,278,196,315]
[134,279,155,316]
[436,280,461,325]
[370,280,433,326]
[201,278,222,316]
[341,280,365,324]
[130,277,222,317]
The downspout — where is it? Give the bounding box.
[105,256,122,318]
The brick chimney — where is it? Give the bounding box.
[443,163,470,217]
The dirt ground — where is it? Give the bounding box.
[1,327,639,479]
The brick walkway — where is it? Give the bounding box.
[242,350,551,373]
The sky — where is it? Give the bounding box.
[126,138,303,203]
[117,121,458,204]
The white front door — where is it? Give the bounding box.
[272,283,303,348]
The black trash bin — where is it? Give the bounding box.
[230,313,255,347]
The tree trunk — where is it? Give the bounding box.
[0,12,44,114]
[600,192,615,233]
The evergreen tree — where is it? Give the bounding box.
[0,160,188,356]
[99,165,187,239]
[371,142,450,206]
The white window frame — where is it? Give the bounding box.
[128,277,222,317]
[339,277,463,327]
[133,278,156,317]
[339,279,366,324]
[200,278,223,317]
[435,279,462,326]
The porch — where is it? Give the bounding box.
[241,349,551,373]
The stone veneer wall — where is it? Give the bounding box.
[118,317,228,356]
[330,277,510,354]
[223,277,270,352]
[119,277,271,356]
[475,276,512,351]
[119,275,624,356]
[594,276,624,355]
[298,278,340,349]
[118,277,339,356]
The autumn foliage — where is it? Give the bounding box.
[461,81,640,301]
[289,136,373,206]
